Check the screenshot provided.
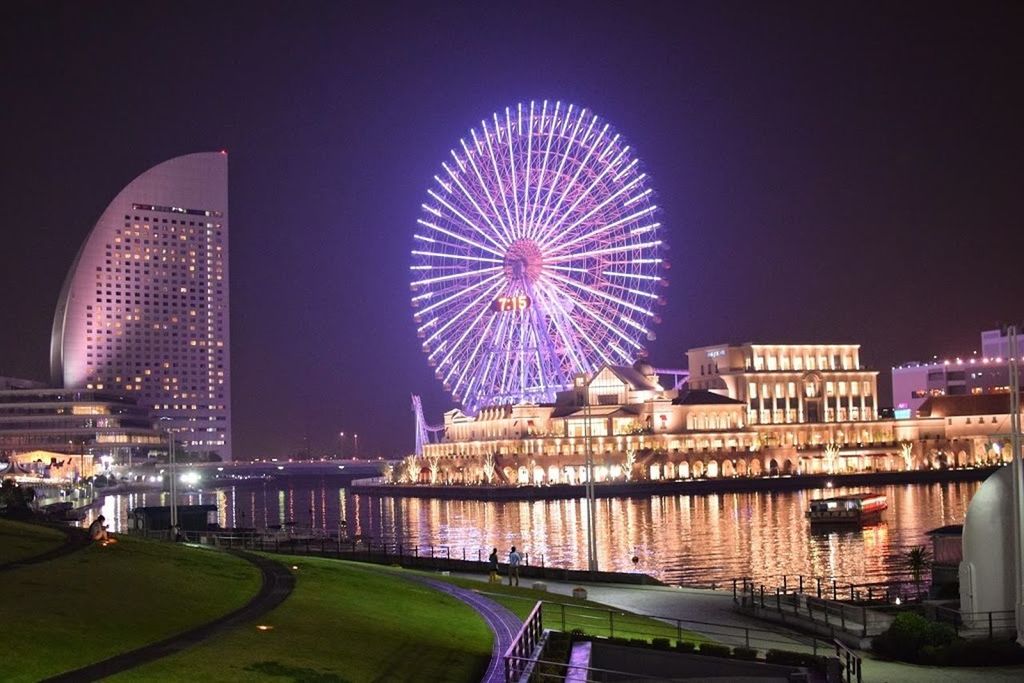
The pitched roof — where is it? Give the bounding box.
[916,393,1010,417]
[602,365,659,391]
[672,389,745,406]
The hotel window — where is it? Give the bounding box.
[825,382,835,397]
[774,383,784,398]
[793,355,803,370]
[788,382,796,398]
[838,382,847,396]
[766,355,777,371]
[748,383,757,399]
[862,381,872,396]
[843,355,853,369]
[807,356,816,370]
[818,355,828,369]
[851,381,859,396]
[762,383,770,400]
[753,355,764,371]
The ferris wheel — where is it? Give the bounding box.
[410,100,666,412]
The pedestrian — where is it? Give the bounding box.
[488,547,499,583]
[508,545,522,586]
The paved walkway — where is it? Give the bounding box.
[451,571,1024,683]
[42,549,295,682]
[411,577,522,683]
[0,524,90,572]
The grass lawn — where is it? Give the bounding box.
[7,533,261,683]
[0,518,65,564]
[115,555,493,682]
[428,573,709,645]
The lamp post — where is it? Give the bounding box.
[160,417,178,531]
[339,431,346,459]
[582,382,597,572]
[354,433,359,459]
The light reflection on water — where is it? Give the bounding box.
[93,478,978,586]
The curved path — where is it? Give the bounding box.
[413,577,523,683]
[43,549,295,682]
[0,523,90,573]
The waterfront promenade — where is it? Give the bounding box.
[452,571,1024,682]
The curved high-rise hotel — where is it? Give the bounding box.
[51,152,232,461]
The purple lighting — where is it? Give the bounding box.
[410,101,665,411]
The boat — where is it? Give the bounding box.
[807,493,887,525]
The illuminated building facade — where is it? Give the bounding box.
[416,346,1009,486]
[0,386,163,461]
[892,329,1018,415]
[51,152,231,460]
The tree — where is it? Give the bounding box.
[482,453,496,484]
[906,546,932,598]
[403,455,419,484]
[623,449,637,481]
[899,441,914,471]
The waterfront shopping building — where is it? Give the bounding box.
[50,152,232,461]
[892,329,1019,416]
[0,379,163,477]
[419,342,1013,486]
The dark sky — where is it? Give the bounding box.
[2,1,1022,459]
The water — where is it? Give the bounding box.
[93,477,979,586]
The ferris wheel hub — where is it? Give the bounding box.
[503,239,544,284]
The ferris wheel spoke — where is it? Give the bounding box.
[526,100,559,241]
[449,314,499,401]
[521,101,535,238]
[481,117,518,240]
[533,115,601,240]
[503,108,523,236]
[531,280,589,371]
[532,117,609,248]
[421,278,504,346]
[543,270,655,317]
[542,173,649,255]
[544,239,662,264]
[436,294,498,378]
[437,165,510,252]
[410,264,501,288]
[534,139,627,250]
[463,134,515,247]
[533,105,585,243]
[544,204,657,258]
[413,271,504,318]
[542,274,645,352]
[418,205,504,258]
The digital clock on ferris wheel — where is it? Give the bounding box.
[492,295,531,313]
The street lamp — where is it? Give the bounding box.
[339,432,346,459]
[354,433,359,459]
[159,417,178,532]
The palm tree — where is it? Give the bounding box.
[906,546,931,599]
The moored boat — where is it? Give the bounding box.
[807,493,887,524]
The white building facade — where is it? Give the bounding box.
[50,152,231,460]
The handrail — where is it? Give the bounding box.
[503,601,544,683]
[834,639,862,683]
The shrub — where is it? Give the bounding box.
[732,647,759,660]
[871,612,957,662]
[930,638,1024,667]
[675,641,696,652]
[651,638,672,650]
[606,637,629,646]
[698,643,731,658]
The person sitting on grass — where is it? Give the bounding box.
[88,515,116,545]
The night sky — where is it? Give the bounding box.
[1,1,1021,459]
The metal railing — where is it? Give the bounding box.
[835,639,862,683]
[503,601,544,683]
[934,606,1016,639]
[732,574,928,605]
[536,600,830,657]
[734,578,892,638]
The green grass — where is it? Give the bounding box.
[7,534,261,683]
[0,518,65,564]
[115,555,493,682]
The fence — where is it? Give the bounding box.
[733,574,928,606]
[934,605,1016,639]
[502,600,841,682]
[504,602,544,683]
[834,639,862,683]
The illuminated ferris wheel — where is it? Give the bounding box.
[410,101,665,412]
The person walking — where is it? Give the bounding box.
[488,547,499,583]
[508,545,522,586]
